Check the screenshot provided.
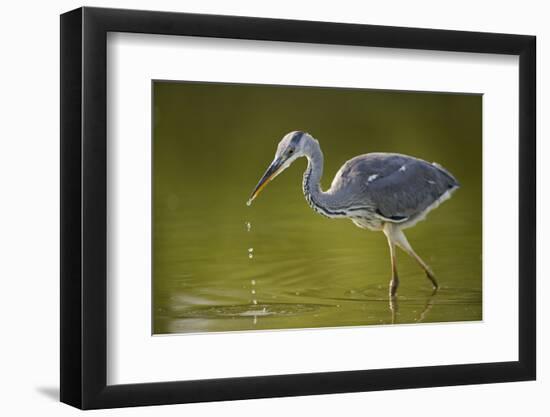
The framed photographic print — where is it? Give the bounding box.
[60,6,536,409]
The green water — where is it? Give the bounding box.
[153,81,482,334]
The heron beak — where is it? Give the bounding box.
[248,157,284,203]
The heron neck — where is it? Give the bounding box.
[303,146,338,217]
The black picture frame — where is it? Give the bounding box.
[60,6,536,410]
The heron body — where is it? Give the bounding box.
[249,131,460,296]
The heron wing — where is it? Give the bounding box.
[331,153,459,221]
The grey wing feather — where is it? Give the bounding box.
[330,153,459,221]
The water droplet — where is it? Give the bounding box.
[251,280,256,286]
[251,289,256,295]
[248,248,254,253]
[245,222,251,232]
[246,199,252,207]
[252,299,257,305]
[248,253,254,259]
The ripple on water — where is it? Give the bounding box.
[178,302,332,319]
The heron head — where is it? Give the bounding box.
[248,131,315,204]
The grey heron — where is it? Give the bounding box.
[248,131,460,297]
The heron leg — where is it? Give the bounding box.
[383,224,400,297]
[391,226,439,290]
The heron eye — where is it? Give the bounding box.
[288,149,294,155]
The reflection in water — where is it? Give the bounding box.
[389,289,438,325]
[389,296,398,325]
[418,289,438,323]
